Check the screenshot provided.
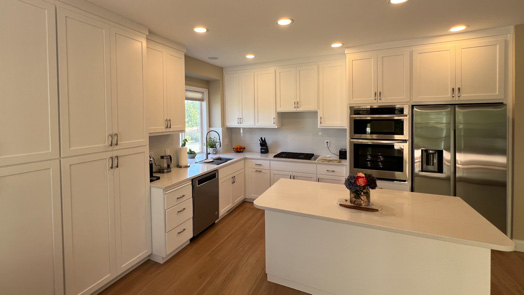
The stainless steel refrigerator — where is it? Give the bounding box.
[413,104,507,233]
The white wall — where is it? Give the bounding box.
[229,112,347,156]
[149,134,181,171]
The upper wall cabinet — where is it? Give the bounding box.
[57,7,147,157]
[276,65,318,112]
[347,48,410,104]
[225,68,277,128]
[0,0,60,167]
[318,59,347,128]
[146,39,186,134]
[413,38,505,102]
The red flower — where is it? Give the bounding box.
[355,173,368,187]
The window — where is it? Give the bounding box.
[183,86,208,153]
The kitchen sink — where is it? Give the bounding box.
[196,157,234,165]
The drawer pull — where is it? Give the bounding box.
[177,208,186,214]
[255,163,262,166]
[255,170,263,173]
[326,169,336,173]
[177,228,186,235]
[176,194,186,200]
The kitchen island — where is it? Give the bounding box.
[254,179,514,295]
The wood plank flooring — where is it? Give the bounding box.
[101,202,524,295]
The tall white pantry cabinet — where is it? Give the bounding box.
[1,1,150,295]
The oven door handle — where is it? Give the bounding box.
[350,139,407,144]
[350,114,408,119]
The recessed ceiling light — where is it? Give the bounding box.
[449,25,468,32]
[389,0,408,4]
[193,26,208,33]
[277,18,293,26]
[246,54,255,59]
[331,42,343,48]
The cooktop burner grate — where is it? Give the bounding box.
[273,152,315,160]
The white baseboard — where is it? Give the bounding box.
[514,239,524,252]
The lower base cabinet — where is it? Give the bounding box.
[151,181,193,263]
[61,147,150,295]
[219,160,245,218]
[247,168,270,200]
[0,160,64,295]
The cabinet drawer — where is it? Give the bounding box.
[165,182,192,209]
[271,161,316,174]
[318,175,346,184]
[166,198,193,232]
[246,159,270,169]
[317,164,346,177]
[166,218,193,254]
[219,160,244,179]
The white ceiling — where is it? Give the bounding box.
[86,0,524,68]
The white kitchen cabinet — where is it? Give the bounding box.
[61,147,150,295]
[146,39,186,134]
[413,38,505,102]
[151,182,193,263]
[224,71,254,127]
[276,64,318,112]
[347,48,410,104]
[218,161,245,217]
[0,0,60,167]
[0,160,64,295]
[255,68,278,127]
[246,159,271,200]
[270,161,317,185]
[58,7,147,157]
[271,170,316,185]
[318,59,347,128]
[316,164,347,185]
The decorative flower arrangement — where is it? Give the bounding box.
[344,173,377,206]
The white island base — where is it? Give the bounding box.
[265,210,488,295]
[255,179,514,295]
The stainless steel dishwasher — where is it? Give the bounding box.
[192,170,219,237]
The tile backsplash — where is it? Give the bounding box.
[229,112,347,156]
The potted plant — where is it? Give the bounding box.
[207,137,218,154]
[187,148,197,159]
[344,172,377,206]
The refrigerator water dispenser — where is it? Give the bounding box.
[421,149,443,173]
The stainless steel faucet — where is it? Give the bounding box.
[205,130,222,160]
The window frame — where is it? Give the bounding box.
[182,86,209,154]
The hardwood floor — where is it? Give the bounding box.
[101,202,524,295]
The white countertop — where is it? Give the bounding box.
[254,179,515,251]
[150,152,346,189]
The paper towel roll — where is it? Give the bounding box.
[178,147,188,167]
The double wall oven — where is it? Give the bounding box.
[349,105,409,181]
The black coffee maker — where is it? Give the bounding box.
[259,137,269,154]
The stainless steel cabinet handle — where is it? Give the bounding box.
[169,119,172,128]
[177,208,186,214]
[452,87,455,98]
[232,175,236,184]
[374,91,377,100]
[109,134,113,147]
[297,101,300,109]
[255,170,263,173]
[320,116,323,124]
[326,169,336,173]
[177,228,186,235]
[317,178,320,182]
[289,175,292,179]
[458,87,461,97]
[255,163,262,166]
[165,119,168,128]
[114,156,119,168]
[114,133,118,146]
[108,157,113,169]
[379,91,382,100]
[273,117,275,124]
[176,194,186,200]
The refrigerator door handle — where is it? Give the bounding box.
[350,139,407,145]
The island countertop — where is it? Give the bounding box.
[254,179,515,252]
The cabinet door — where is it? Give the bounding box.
[247,169,271,199]
[146,42,167,133]
[165,49,186,131]
[113,147,150,274]
[58,8,113,157]
[0,0,59,167]
[317,175,346,184]
[347,52,377,103]
[62,152,115,295]
[111,28,147,149]
[412,45,456,102]
[456,39,505,100]
[378,48,411,103]
[319,60,346,128]
[293,172,316,182]
[271,171,292,186]
[255,69,277,127]
[240,71,255,125]
[0,160,63,295]
[232,170,245,205]
[224,73,242,127]
[276,67,297,111]
[297,65,318,111]
[219,176,233,217]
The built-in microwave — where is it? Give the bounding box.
[349,139,409,181]
[350,105,409,140]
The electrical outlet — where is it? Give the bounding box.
[325,140,330,147]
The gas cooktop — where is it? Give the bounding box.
[273,152,315,160]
